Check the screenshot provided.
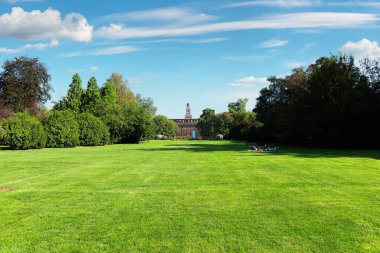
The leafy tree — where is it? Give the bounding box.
[77,113,110,146]
[0,56,51,113]
[137,94,157,116]
[101,79,117,110]
[215,112,233,136]
[44,110,80,148]
[109,73,137,105]
[53,73,83,113]
[154,115,179,137]
[82,77,101,114]
[1,112,46,149]
[255,54,380,148]
[197,108,218,139]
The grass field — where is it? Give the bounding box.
[0,141,379,252]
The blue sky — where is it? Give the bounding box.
[0,0,380,118]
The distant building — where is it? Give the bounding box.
[172,103,200,139]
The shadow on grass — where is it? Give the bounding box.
[240,148,380,160]
[136,142,249,153]
[137,142,380,160]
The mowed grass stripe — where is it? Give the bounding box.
[0,141,379,252]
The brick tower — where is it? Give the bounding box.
[185,103,192,119]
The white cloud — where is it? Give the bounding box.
[129,77,147,85]
[285,61,306,68]
[299,42,315,53]
[227,76,268,87]
[68,68,86,74]
[96,12,378,40]
[328,2,380,8]
[0,39,59,53]
[90,66,99,72]
[259,39,288,48]
[90,45,139,56]
[227,91,259,109]
[100,7,216,25]
[341,38,380,59]
[62,45,140,57]
[0,7,93,42]
[225,0,321,8]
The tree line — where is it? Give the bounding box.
[197,54,380,149]
[0,56,178,149]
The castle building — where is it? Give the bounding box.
[172,103,200,139]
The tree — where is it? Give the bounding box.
[82,77,101,114]
[77,113,110,146]
[44,110,80,148]
[53,73,83,113]
[101,79,117,110]
[109,73,137,105]
[154,115,179,137]
[215,112,233,136]
[255,54,380,148]
[1,112,46,149]
[137,94,157,116]
[0,56,51,113]
[197,108,217,139]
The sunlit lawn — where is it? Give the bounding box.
[0,140,379,252]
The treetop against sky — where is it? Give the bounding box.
[0,0,379,117]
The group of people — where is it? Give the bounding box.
[249,144,279,152]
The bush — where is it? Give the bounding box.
[1,112,46,149]
[44,110,79,148]
[77,113,110,146]
[154,115,179,138]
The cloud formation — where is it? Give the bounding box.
[259,39,288,48]
[62,45,140,57]
[341,38,380,59]
[0,39,59,53]
[100,7,216,25]
[227,76,268,87]
[96,12,378,39]
[0,7,93,42]
[226,0,320,8]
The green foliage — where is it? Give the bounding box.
[109,73,137,105]
[77,113,110,146]
[198,100,263,141]
[154,115,179,138]
[44,110,80,148]
[1,112,46,149]
[53,74,83,113]
[0,56,51,113]
[215,112,233,136]
[101,79,117,110]
[197,108,218,139]
[255,54,380,148]
[101,104,155,144]
[137,94,157,116]
[82,77,101,114]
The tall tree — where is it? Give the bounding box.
[0,56,51,113]
[101,79,117,109]
[109,73,137,105]
[82,77,101,113]
[197,108,217,139]
[136,94,157,116]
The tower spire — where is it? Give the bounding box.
[185,103,192,119]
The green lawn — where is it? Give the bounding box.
[0,141,379,252]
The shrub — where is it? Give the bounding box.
[154,115,179,138]
[77,113,110,146]
[44,110,79,148]
[1,112,46,149]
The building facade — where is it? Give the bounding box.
[172,103,200,139]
